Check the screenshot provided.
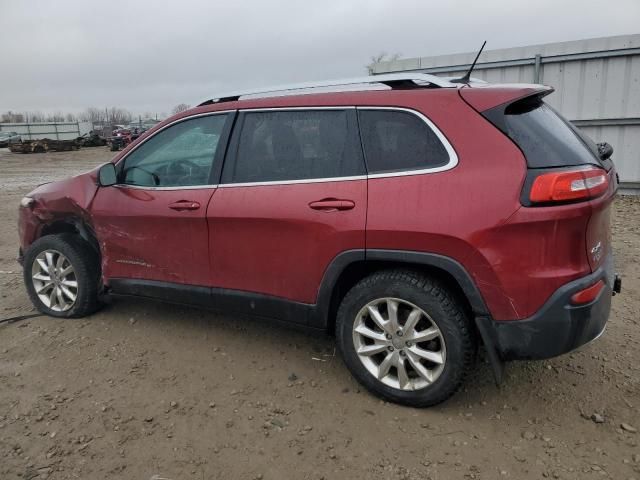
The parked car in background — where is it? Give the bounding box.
[77,131,107,147]
[16,74,621,407]
[109,129,132,151]
[0,131,22,147]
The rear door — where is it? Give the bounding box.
[207,108,367,306]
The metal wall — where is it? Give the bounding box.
[372,34,640,193]
[0,121,92,141]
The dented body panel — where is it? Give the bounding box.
[19,167,101,254]
[90,186,215,286]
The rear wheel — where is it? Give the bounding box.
[336,270,475,407]
[23,234,101,318]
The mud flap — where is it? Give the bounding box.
[475,316,505,386]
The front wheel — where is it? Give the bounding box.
[336,270,476,407]
[23,233,101,318]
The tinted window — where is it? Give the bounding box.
[484,97,600,168]
[122,114,228,187]
[358,110,449,174]
[223,110,364,183]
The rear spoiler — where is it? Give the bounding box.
[459,84,554,112]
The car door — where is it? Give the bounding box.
[207,108,367,306]
[91,112,234,287]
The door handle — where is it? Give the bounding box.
[168,200,201,211]
[308,199,355,211]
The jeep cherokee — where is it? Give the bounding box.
[18,74,621,406]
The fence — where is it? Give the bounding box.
[372,34,640,194]
[0,121,92,141]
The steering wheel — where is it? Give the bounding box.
[125,166,160,186]
[168,159,202,184]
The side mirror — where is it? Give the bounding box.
[98,163,117,187]
[597,142,613,161]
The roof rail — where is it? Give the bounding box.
[198,73,455,106]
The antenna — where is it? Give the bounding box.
[451,41,487,84]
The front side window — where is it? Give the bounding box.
[121,114,228,187]
[358,109,450,174]
[223,109,364,183]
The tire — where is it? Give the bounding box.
[23,233,101,318]
[336,269,476,407]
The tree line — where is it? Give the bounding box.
[0,105,191,125]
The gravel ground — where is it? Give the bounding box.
[0,147,638,480]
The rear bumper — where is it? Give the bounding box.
[478,253,617,361]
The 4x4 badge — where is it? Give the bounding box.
[591,241,603,262]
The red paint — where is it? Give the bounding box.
[18,169,100,250]
[459,84,554,112]
[208,181,366,302]
[17,84,616,324]
[90,186,214,286]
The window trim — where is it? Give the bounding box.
[220,107,365,188]
[114,110,235,191]
[357,106,458,179]
[218,106,457,188]
[112,106,458,190]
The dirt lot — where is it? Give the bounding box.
[0,147,638,480]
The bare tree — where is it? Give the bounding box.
[171,104,191,115]
[1,111,25,123]
[27,111,46,122]
[80,107,104,124]
[46,112,65,122]
[366,52,402,75]
[105,107,132,125]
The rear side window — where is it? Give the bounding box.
[358,109,450,174]
[483,96,600,168]
[223,109,364,183]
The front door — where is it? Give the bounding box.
[207,108,367,304]
[91,112,233,286]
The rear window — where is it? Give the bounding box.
[484,96,600,168]
[358,110,450,174]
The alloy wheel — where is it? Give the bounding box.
[31,249,78,312]
[352,297,446,391]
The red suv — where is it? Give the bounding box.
[18,74,621,406]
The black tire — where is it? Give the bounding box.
[23,233,101,318]
[336,269,476,407]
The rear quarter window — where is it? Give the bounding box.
[357,109,450,174]
[483,96,601,169]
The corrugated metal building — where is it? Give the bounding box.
[372,34,640,193]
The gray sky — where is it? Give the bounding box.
[1,0,638,117]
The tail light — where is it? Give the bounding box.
[529,166,609,204]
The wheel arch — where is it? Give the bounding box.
[313,249,490,332]
[39,217,101,257]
